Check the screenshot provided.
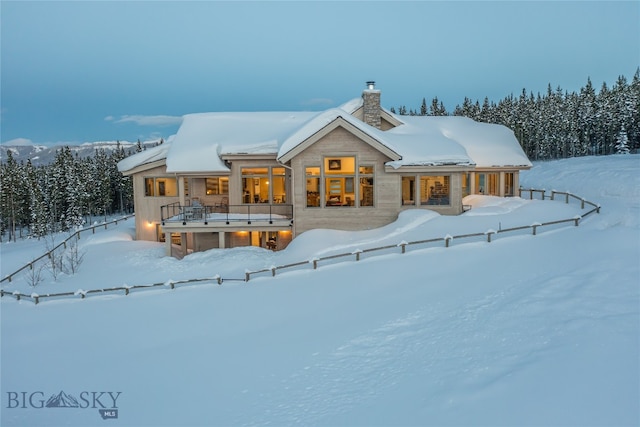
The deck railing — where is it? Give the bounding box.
[161,203,293,225]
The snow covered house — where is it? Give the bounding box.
[118,83,532,257]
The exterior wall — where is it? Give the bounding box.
[131,165,180,242]
[290,126,402,236]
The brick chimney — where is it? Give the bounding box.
[362,81,381,129]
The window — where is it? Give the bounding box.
[504,172,515,196]
[306,167,320,207]
[144,177,177,197]
[402,176,415,205]
[324,156,355,207]
[272,168,286,203]
[420,176,450,205]
[206,177,229,195]
[462,173,471,198]
[359,165,374,207]
[241,167,286,204]
[476,172,499,195]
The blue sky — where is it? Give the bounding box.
[1,1,638,146]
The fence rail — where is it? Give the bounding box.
[0,215,135,284]
[1,189,600,305]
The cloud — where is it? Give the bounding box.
[300,98,334,107]
[106,115,183,127]
[1,137,34,146]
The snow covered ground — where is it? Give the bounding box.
[1,155,638,426]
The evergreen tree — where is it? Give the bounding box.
[615,126,630,154]
[25,159,49,238]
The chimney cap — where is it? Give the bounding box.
[366,81,376,90]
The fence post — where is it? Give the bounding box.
[217,276,222,285]
[313,259,318,270]
[445,236,451,247]
[581,199,585,209]
[245,272,250,282]
[271,267,276,277]
[532,225,538,235]
[574,217,580,226]
[529,189,533,200]
[565,193,569,204]
[486,231,495,243]
[400,243,406,254]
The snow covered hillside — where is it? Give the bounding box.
[1,155,638,426]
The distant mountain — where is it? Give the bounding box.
[45,390,80,408]
[0,139,165,166]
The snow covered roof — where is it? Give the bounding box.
[117,142,171,173]
[166,112,318,173]
[384,116,532,168]
[118,98,531,174]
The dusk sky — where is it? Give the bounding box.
[1,1,638,146]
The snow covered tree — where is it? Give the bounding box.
[25,159,49,238]
[420,98,427,116]
[615,127,630,154]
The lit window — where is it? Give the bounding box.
[206,177,229,195]
[420,176,450,205]
[324,157,355,207]
[144,177,177,197]
[241,167,286,204]
[359,165,374,207]
[475,173,499,195]
[504,173,515,196]
[306,167,320,207]
[402,176,415,205]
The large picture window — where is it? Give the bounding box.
[241,167,287,204]
[144,177,178,197]
[324,157,356,207]
[420,176,450,205]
